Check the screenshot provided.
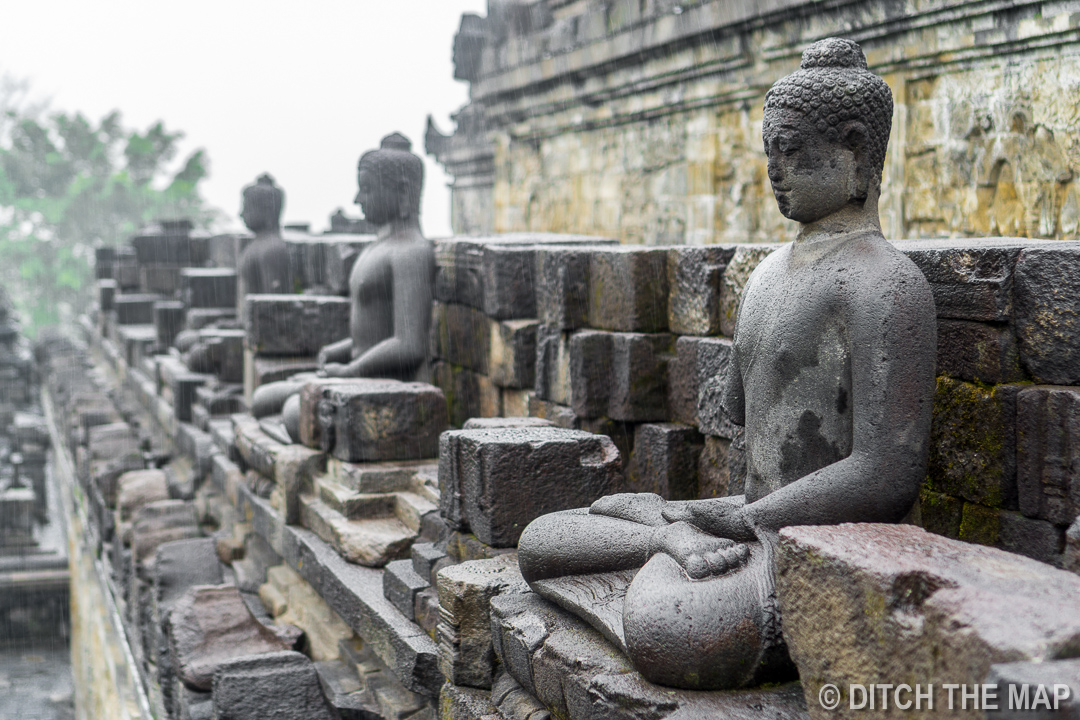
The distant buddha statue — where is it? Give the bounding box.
[251,133,435,439]
[237,173,293,305]
[517,38,937,690]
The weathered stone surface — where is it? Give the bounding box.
[626,423,703,500]
[502,388,531,418]
[115,469,169,525]
[169,584,290,691]
[462,417,554,431]
[666,245,734,336]
[154,538,224,612]
[533,325,571,406]
[1012,246,1080,385]
[440,682,501,720]
[777,524,1080,719]
[694,336,736,438]
[317,380,447,462]
[698,434,731,499]
[489,591,809,720]
[569,331,672,422]
[440,427,622,547]
[432,363,500,428]
[481,244,540,320]
[130,500,200,568]
[927,377,1019,509]
[491,672,549,720]
[314,657,380,720]
[526,396,578,430]
[97,278,117,311]
[188,329,245,383]
[431,302,491,374]
[936,319,1021,384]
[1067,517,1080,574]
[985,658,1080,718]
[260,563,353,662]
[153,300,186,350]
[181,268,238,309]
[170,371,209,423]
[899,240,1023,323]
[666,335,700,427]
[918,489,964,539]
[114,293,159,325]
[719,245,780,336]
[1017,385,1080,525]
[588,247,668,332]
[489,319,538,389]
[535,247,592,330]
[324,236,374,295]
[244,294,350,356]
[411,543,449,585]
[384,559,429,620]
[211,651,335,720]
[955,502,1065,566]
[300,495,416,567]
[437,555,525,690]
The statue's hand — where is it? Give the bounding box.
[316,348,329,367]
[589,493,667,527]
[321,363,348,378]
[654,521,750,580]
[661,497,755,542]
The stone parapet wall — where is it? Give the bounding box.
[430,0,1080,245]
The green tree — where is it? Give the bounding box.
[0,85,214,332]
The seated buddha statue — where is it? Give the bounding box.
[237,173,293,304]
[516,38,937,690]
[250,133,435,440]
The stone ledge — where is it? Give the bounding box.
[488,590,809,720]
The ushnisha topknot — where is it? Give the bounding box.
[357,132,425,215]
[763,37,893,177]
[242,172,284,221]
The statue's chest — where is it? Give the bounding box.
[349,247,392,303]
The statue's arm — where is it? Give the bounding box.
[337,250,433,377]
[742,266,937,533]
[318,338,352,366]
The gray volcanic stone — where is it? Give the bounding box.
[985,658,1080,718]
[181,268,237,309]
[777,524,1080,717]
[1013,246,1080,385]
[153,300,186,350]
[898,240,1023,322]
[627,423,703,500]
[489,319,539,389]
[588,247,669,332]
[536,247,592,330]
[441,427,623,547]
[319,380,447,462]
[437,555,526,690]
[98,279,117,311]
[936,319,1022,384]
[481,244,539,319]
[698,435,732,498]
[383,559,429,620]
[667,335,701,426]
[534,325,571,406]
[462,417,554,431]
[432,362,500,427]
[431,302,490,373]
[927,378,1019,509]
[489,591,809,720]
[211,651,334,720]
[666,245,734,335]
[114,293,159,325]
[131,500,201,569]
[718,244,779,336]
[1017,385,1080,525]
[569,330,672,422]
[169,585,291,691]
[440,682,502,720]
[154,538,224,612]
[694,336,737,438]
[244,294,350,356]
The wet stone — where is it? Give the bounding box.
[432,363,500,428]
[153,300,186,351]
[168,584,291,692]
[489,319,539,389]
[535,247,592,330]
[244,294,351,356]
[154,538,224,613]
[666,245,734,336]
[694,336,737,439]
[383,558,430,619]
[440,427,623,547]
[897,239,1023,322]
[936,319,1022,385]
[211,650,335,720]
[569,330,672,422]
[114,293,160,325]
[431,302,490,374]
[317,380,447,462]
[1017,385,1080,526]
[777,524,1080,707]
[182,268,238,309]
[533,325,571,406]
[1014,247,1080,384]
[587,247,669,332]
[627,423,703,500]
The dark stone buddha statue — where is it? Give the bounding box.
[516,38,937,691]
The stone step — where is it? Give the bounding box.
[299,495,415,568]
[383,559,429,620]
[314,659,381,720]
[317,477,397,519]
[410,542,448,585]
[328,458,430,494]
[393,492,437,534]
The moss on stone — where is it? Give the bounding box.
[958,502,1000,546]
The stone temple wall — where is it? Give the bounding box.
[50,221,1080,719]
[428,0,1080,245]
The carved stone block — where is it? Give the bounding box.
[243,294,350,356]
[666,245,734,336]
[1017,385,1080,525]
[318,380,447,462]
[181,268,238,309]
[587,247,669,332]
[627,423,703,500]
[569,330,672,422]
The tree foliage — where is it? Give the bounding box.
[0,81,214,332]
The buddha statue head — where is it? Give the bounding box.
[354,133,424,226]
[762,38,893,225]
[240,173,284,234]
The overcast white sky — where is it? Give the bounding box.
[0,0,488,237]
